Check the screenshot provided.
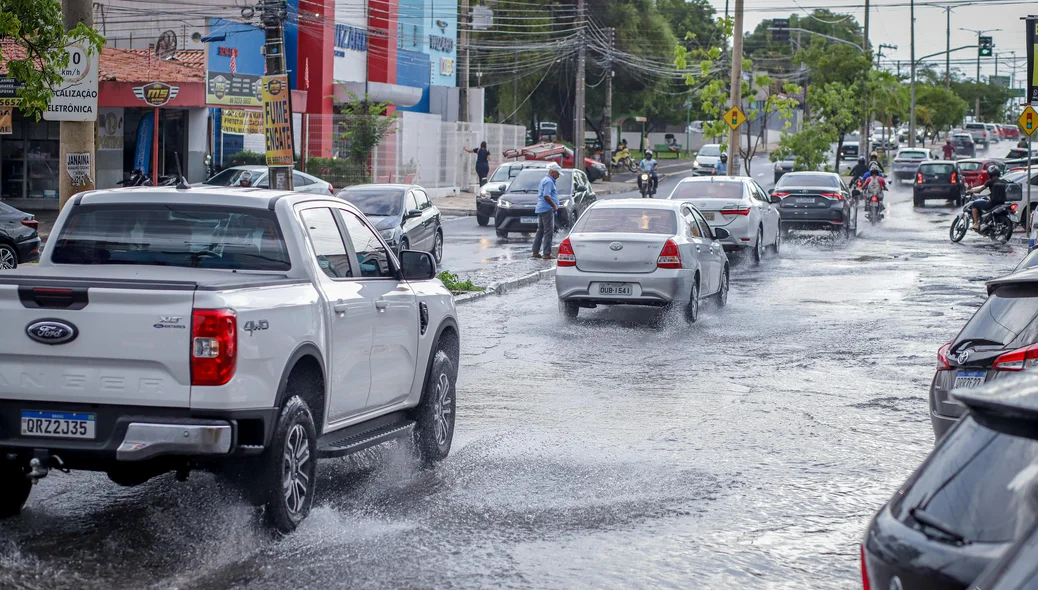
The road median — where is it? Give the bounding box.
[455,267,556,305]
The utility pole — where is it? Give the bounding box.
[603,28,614,181]
[573,0,586,168]
[861,0,871,161]
[727,0,744,175]
[909,0,917,148]
[944,6,952,90]
[261,0,293,190]
[58,0,95,209]
[512,49,518,125]
[458,0,469,124]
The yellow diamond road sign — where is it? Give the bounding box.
[723,106,747,131]
[1021,105,1038,137]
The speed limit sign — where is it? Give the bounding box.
[42,41,99,121]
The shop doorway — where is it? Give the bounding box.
[123,108,189,181]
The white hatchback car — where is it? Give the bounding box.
[202,165,335,195]
[666,176,781,264]
[555,199,730,322]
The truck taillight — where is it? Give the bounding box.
[191,309,237,386]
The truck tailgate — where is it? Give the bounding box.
[0,282,196,407]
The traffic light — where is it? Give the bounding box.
[772,18,790,43]
[979,36,993,57]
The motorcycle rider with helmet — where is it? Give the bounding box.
[968,164,1009,231]
[849,156,869,186]
[639,150,659,193]
[861,162,888,214]
[237,170,254,188]
[868,151,885,173]
[714,153,729,175]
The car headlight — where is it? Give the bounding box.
[775,163,783,171]
[379,228,398,243]
[559,199,571,207]
[498,199,512,208]
[479,186,489,197]
[693,159,700,167]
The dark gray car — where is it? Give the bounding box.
[338,184,443,262]
[0,201,41,270]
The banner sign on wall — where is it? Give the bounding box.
[261,75,294,166]
[0,108,11,134]
[134,111,154,174]
[222,110,264,135]
[1029,18,1037,104]
[207,71,262,107]
[0,78,24,107]
[43,40,99,121]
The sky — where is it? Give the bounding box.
[705,0,1034,87]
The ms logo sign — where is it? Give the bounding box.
[133,82,179,107]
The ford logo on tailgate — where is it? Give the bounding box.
[26,319,78,345]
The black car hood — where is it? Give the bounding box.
[366,215,402,231]
[500,191,544,206]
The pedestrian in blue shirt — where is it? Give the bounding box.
[533,163,561,259]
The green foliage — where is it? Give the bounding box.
[739,76,801,174]
[743,10,864,77]
[0,0,105,119]
[949,80,1016,122]
[915,85,968,136]
[674,16,739,149]
[436,271,484,293]
[336,89,398,175]
[796,40,870,88]
[771,123,834,172]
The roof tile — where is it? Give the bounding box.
[0,42,204,84]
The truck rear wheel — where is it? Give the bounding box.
[411,349,457,465]
[260,396,317,534]
[0,458,31,518]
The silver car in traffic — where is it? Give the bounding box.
[555,199,730,322]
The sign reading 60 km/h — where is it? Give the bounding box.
[261,75,294,166]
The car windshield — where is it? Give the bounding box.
[669,181,744,200]
[774,173,840,189]
[490,166,523,182]
[507,170,573,194]
[51,204,291,270]
[959,161,983,171]
[899,151,928,160]
[954,285,1038,349]
[699,145,721,157]
[341,189,405,216]
[920,163,955,175]
[205,168,263,186]
[575,207,678,235]
[891,416,1038,543]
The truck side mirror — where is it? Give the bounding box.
[400,251,436,281]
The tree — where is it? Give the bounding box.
[949,79,1015,123]
[674,16,740,151]
[810,81,864,173]
[336,91,398,180]
[915,84,968,141]
[771,123,835,172]
[0,0,104,118]
[739,75,800,175]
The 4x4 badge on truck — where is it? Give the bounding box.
[26,319,78,345]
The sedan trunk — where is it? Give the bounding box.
[572,233,669,274]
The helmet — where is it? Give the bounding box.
[720,152,728,161]
[987,165,1001,177]
[858,157,866,164]
[238,170,253,187]
[547,162,563,174]
[870,151,879,160]
[645,150,653,158]
[869,162,881,172]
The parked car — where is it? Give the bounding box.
[965,122,992,148]
[863,371,1038,590]
[986,123,1002,144]
[337,184,443,262]
[951,133,977,158]
[929,269,1038,441]
[665,176,781,263]
[202,165,334,195]
[555,199,730,321]
[770,172,855,237]
[913,161,967,206]
[693,144,724,175]
[0,202,41,270]
[0,186,459,533]
[476,161,548,226]
[958,159,1005,188]
[494,168,597,239]
[892,148,935,182]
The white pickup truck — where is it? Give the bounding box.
[0,186,460,533]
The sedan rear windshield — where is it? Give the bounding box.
[774,173,840,189]
[919,163,955,175]
[965,123,985,130]
[954,285,1038,349]
[959,161,983,171]
[51,204,291,271]
[575,207,678,235]
[670,181,743,200]
[898,151,928,160]
[891,417,1038,543]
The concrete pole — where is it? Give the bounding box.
[861,0,871,160]
[58,0,95,210]
[458,0,469,124]
[727,0,744,176]
[573,0,586,168]
[262,0,293,190]
[603,28,614,181]
[909,0,917,148]
[945,8,952,90]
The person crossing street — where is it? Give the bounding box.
[532,163,562,260]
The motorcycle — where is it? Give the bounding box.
[117,169,151,186]
[637,172,656,198]
[611,147,639,173]
[949,193,1017,244]
[863,179,884,225]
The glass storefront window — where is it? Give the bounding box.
[1,117,60,199]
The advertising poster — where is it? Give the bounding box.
[221,110,264,135]
[1030,18,1037,104]
[261,75,294,166]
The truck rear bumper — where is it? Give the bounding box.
[118,421,232,461]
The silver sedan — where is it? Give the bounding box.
[555,199,730,322]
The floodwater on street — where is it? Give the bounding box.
[0,182,1027,589]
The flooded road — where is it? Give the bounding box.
[1,184,1026,589]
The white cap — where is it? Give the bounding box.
[547,162,563,173]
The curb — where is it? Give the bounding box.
[455,267,556,305]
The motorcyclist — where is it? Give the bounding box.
[237,170,253,188]
[638,150,659,193]
[942,139,955,160]
[714,153,728,175]
[849,157,869,185]
[861,162,888,213]
[868,151,885,173]
[968,164,1009,231]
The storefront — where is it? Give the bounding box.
[0,115,61,202]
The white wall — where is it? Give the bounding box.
[94,0,241,49]
[334,0,368,83]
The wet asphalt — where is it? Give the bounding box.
[1,172,1029,589]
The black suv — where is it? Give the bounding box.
[930,271,1038,442]
[494,168,597,239]
[913,161,966,206]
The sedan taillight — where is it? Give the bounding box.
[656,239,682,269]
[820,192,844,201]
[720,207,751,216]
[557,238,576,267]
[993,343,1038,372]
[21,219,39,231]
[937,341,953,370]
